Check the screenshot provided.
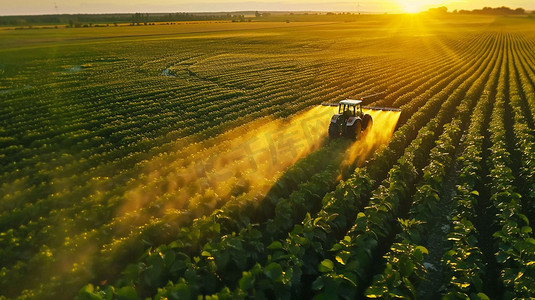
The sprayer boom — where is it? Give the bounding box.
[363,106,401,112]
[321,92,400,112]
[321,103,401,112]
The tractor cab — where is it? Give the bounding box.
[329,99,372,139]
[338,99,363,117]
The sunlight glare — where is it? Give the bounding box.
[400,0,426,13]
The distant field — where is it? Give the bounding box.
[1,14,535,299]
[0,21,337,50]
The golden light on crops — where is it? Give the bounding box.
[118,106,332,216]
[116,106,400,218]
[340,109,401,173]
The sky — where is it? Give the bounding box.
[0,0,533,16]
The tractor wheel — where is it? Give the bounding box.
[345,119,362,140]
[362,114,373,131]
[329,122,340,138]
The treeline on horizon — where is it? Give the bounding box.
[0,12,246,26]
[427,5,528,15]
[0,6,534,27]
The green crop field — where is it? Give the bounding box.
[1,13,535,299]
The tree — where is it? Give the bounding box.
[514,8,525,14]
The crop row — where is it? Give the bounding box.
[0,30,478,300]
[100,29,502,293]
[4,26,535,300]
[314,36,501,299]
[362,34,506,298]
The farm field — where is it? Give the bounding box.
[1,13,535,299]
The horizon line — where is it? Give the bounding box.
[3,8,533,17]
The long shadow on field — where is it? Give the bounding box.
[235,137,353,229]
[85,110,400,299]
[85,137,353,297]
[216,109,401,240]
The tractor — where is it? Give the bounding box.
[328,99,372,139]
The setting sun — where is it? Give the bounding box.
[400,0,426,13]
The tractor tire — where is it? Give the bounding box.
[345,119,362,140]
[362,114,373,131]
[329,122,340,138]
